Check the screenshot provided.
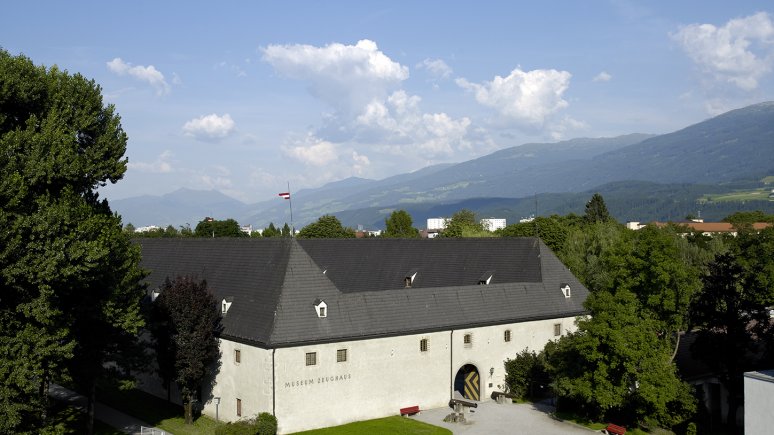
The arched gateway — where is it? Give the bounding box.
[454,364,480,401]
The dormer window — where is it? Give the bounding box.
[314,299,327,318]
[405,268,419,288]
[560,283,571,298]
[478,270,494,285]
[151,289,161,302]
[221,297,233,314]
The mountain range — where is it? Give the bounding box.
[111,102,774,229]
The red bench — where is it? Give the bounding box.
[399,405,420,416]
[605,423,626,435]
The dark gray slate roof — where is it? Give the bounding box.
[136,237,588,348]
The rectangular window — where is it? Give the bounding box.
[319,306,326,317]
[420,338,428,352]
[463,333,472,346]
[504,330,511,342]
[337,348,347,362]
[554,323,562,336]
[236,398,242,417]
[305,352,317,366]
[234,349,241,364]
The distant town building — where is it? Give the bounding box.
[426,218,448,231]
[480,218,506,231]
[240,224,253,235]
[135,225,161,233]
[627,220,772,236]
[519,215,535,223]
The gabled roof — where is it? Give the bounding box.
[136,237,589,348]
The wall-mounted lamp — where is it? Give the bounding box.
[489,367,494,376]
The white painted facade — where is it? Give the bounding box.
[744,369,774,435]
[480,218,506,231]
[195,315,578,434]
[427,218,448,231]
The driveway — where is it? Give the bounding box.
[410,399,596,435]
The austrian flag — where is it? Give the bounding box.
[278,192,291,200]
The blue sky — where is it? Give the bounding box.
[4,1,774,203]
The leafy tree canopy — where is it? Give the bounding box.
[298,215,355,238]
[194,217,246,237]
[546,289,696,429]
[383,210,420,238]
[440,209,488,237]
[722,210,774,227]
[0,49,145,434]
[149,276,222,424]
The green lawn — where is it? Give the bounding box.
[289,416,452,435]
[701,189,773,202]
[95,385,223,435]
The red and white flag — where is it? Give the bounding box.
[278,192,290,199]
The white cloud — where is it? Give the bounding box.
[284,135,339,166]
[593,71,612,82]
[418,58,453,79]
[672,12,774,90]
[456,67,572,128]
[182,114,236,141]
[351,151,370,175]
[354,90,472,158]
[262,39,409,113]
[127,150,174,173]
[106,58,170,95]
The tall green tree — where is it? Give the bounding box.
[149,276,222,424]
[0,49,145,433]
[546,289,696,428]
[383,210,420,238]
[690,228,774,426]
[262,222,280,237]
[281,223,292,237]
[297,215,355,238]
[584,193,612,224]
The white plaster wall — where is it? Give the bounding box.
[274,331,451,434]
[451,316,578,400]
[201,339,273,422]
[178,316,579,433]
[744,374,774,434]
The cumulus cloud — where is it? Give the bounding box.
[182,114,236,141]
[456,68,572,130]
[127,150,174,173]
[106,58,171,95]
[351,151,370,174]
[672,12,774,90]
[262,39,409,113]
[417,58,453,79]
[284,135,339,166]
[593,71,612,82]
[354,90,472,157]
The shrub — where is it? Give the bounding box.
[256,412,278,435]
[213,413,278,435]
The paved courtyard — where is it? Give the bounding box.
[410,399,596,435]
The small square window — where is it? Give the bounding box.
[234,349,241,364]
[337,348,347,362]
[305,352,317,366]
[420,338,428,352]
[554,323,562,336]
[463,333,472,346]
[504,330,511,342]
[236,398,242,417]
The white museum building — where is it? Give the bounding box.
[136,237,588,433]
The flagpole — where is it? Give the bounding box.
[287,181,294,237]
